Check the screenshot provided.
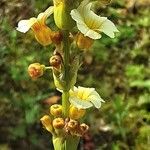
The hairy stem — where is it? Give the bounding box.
[62,30,70,117]
[62,91,69,117]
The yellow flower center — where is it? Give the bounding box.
[77,88,91,101]
[85,19,100,31]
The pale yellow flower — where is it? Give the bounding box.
[70,0,119,39]
[69,86,105,109]
[16,6,54,46]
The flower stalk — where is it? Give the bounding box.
[62,30,71,118]
[17,0,118,149]
[62,91,70,117]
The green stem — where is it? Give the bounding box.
[62,30,70,117]
[62,91,69,117]
[45,66,53,70]
[63,30,70,86]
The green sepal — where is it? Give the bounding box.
[53,68,66,90]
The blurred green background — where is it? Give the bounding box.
[0,0,150,150]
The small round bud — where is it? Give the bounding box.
[50,104,62,117]
[67,119,79,131]
[49,54,62,68]
[40,115,53,133]
[28,63,45,79]
[69,106,86,120]
[65,120,79,135]
[65,119,80,136]
[52,118,65,129]
[51,31,63,45]
[76,33,94,50]
[79,123,89,135]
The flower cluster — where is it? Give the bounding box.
[17,0,118,149]
[40,104,89,137]
[17,0,118,49]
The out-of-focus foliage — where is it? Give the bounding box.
[0,0,149,150]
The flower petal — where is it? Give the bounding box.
[87,91,104,108]
[16,18,37,33]
[98,19,119,38]
[69,97,93,109]
[70,9,85,24]
[44,6,54,17]
[75,21,101,39]
[89,96,102,108]
[78,86,95,99]
[37,6,54,21]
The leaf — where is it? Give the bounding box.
[25,105,40,124]
[130,80,150,89]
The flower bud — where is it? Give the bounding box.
[53,118,65,129]
[69,106,86,120]
[28,63,45,79]
[53,1,75,30]
[79,123,89,135]
[51,31,63,45]
[50,104,63,117]
[65,119,80,136]
[49,54,62,69]
[67,119,79,130]
[40,115,53,133]
[76,33,94,50]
